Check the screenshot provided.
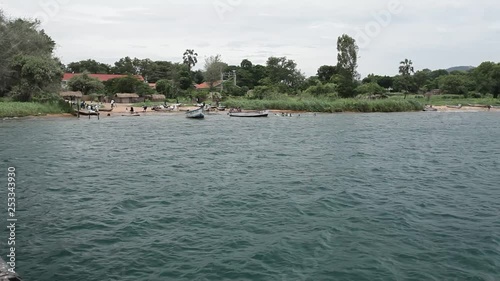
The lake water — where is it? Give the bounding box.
[1,112,499,281]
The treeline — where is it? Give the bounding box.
[1,7,499,105]
[361,60,500,99]
[63,50,500,101]
[0,11,64,102]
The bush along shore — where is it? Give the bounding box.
[224,98,424,113]
[0,102,73,118]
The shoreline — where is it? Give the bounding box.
[2,104,498,120]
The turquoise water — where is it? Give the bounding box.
[1,112,499,281]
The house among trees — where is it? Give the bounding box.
[60,91,83,100]
[62,73,145,89]
[195,81,223,91]
[146,94,166,102]
[115,93,142,103]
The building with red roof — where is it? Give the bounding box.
[62,73,146,90]
[195,80,222,90]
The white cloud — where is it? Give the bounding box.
[1,0,499,77]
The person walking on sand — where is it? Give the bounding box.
[130,107,134,114]
[143,104,148,112]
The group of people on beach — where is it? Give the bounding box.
[229,107,242,113]
[126,105,148,114]
[80,101,101,112]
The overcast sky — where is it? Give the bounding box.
[1,0,499,77]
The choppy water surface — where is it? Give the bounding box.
[1,112,499,281]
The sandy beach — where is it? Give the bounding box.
[9,103,496,120]
[433,106,499,112]
[99,104,498,114]
[92,103,208,116]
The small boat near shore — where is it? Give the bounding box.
[186,107,204,119]
[77,110,99,116]
[468,104,489,108]
[446,104,462,109]
[423,106,437,112]
[229,110,269,117]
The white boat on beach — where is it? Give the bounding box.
[229,110,269,118]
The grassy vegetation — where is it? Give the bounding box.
[0,102,72,118]
[224,97,424,113]
[428,97,500,106]
[128,94,500,113]
[390,94,500,106]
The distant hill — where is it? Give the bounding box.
[446,66,475,72]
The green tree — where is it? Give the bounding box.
[438,74,469,95]
[336,34,359,97]
[317,65,338,83]
[301,76,321,91]
[148,60,174,82]
[332,74,357,98]
[393,75,417,94]
[472,61,496,95]
[183,49,198,71]
[265,56,305,93]
[362,74,377,84]
[104,76,142,94]
[204,55,227,90]
[356,82,386,95]
[132,58,156,81]
[252,65,267,87]
[305,83,337,97]
[425,69,449,89]
[0,13,57,97]
[112,57,136,74]
[240,59,253,69]
[377,76,394,89]
[490,64,500,98]
[9,55,63,101]
[193,70,204,84]
[249,86,274,100]
[413,69,431,91]
[67,72,104,95]
[179,77,192,90]
[399,59,414,76]
[398,59,415,98]
[136,83,155,97]
[155,79,173,97]
[337,34,359,78]
[66,59,111,74]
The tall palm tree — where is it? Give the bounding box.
[183,49,198,71]
[399,59,415,99]
[399,59,415,76]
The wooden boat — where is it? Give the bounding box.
[78,110,99,116]
[121,114,141,117]
[468,104,489,108]
[423,106,437,112]
[98,108,113,112]
[153,108,174,112]
[186,107,204,119]
[0,257,21,280]
[446,104,462,109]
[229,110,269,117]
